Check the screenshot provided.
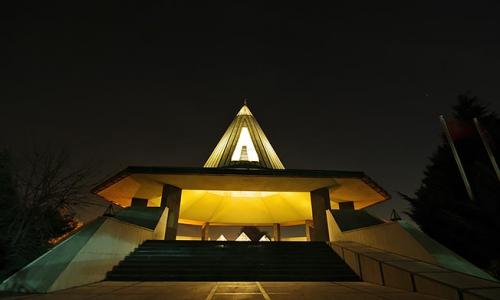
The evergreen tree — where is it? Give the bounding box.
[402,95,500,277]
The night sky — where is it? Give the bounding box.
[2,2,500,223]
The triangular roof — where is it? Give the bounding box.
[235,232,251,241]
[204,103,285,169]
[259,235,271,242]
[216,234,227,241]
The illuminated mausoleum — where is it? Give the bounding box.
[93,103,388,241]
[1,102,496,294]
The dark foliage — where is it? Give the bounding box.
[401,95,500,278]
[0,147,91,277]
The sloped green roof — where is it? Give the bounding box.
[399,221,497,281]
[0,217,105,293]
[0,207,167,293]
[114,207,164,230]
[331,209,384,231]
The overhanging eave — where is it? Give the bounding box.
[92,166,390,211]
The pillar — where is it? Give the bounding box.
[161,184,182,240]
[201,222,210,241]
[272,223,281,241]
[310,187,331,241]
[305,220,313,241]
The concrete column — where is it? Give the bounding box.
[272,223,281,242]
[161,184,182,241]
[201,222,210,241]
[305,220,313,241]
[310,187,331,241]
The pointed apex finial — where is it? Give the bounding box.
[237,101,253,116]
[243,97,248,106]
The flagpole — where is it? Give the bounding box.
[439,115,475,201]
[473,118,500,182]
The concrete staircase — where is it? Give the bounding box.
[106,240,359,281]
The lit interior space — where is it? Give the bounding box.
[94,167,389,227]
[176,190,312,225]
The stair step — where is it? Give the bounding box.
[107,273,359,281]
[115,259,343,267]
[112,266,354,271]
[106,240,359,282]
[121,256,341,261]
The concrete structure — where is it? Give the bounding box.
[328,241,500,300]
[326,210,494,280]
[91,103,389,243]
[0,102,497,296]
[0,207,168,293]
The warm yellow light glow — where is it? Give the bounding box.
[97,173,388,221]
[204,104,285,169]
[216,234,227,241]
[237,105,252,116]
[48,222,83,245]
[206,190,278,198]
[259,235,271,242]
[231,127,259,162]
[236,232,251,241]
[178,190,312,224]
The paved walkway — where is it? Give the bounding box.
[2,281,445,300]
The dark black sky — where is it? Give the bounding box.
[2,1,500,221]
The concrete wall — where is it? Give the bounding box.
[0,218,106,293]
[49,217,156,291]
[326,210,496,281]
[0,207,169,293]
[327,211,435,263]
[329,241,500,300]
[153,206,168,240]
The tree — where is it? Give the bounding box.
[0,146,92,276]
[402,95,500,278]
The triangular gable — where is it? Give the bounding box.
[235,232,251,241]
[216,234,227,241]
[204,103,285,169]
[259,235,271,242]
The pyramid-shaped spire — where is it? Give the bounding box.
[204,102,285,169]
